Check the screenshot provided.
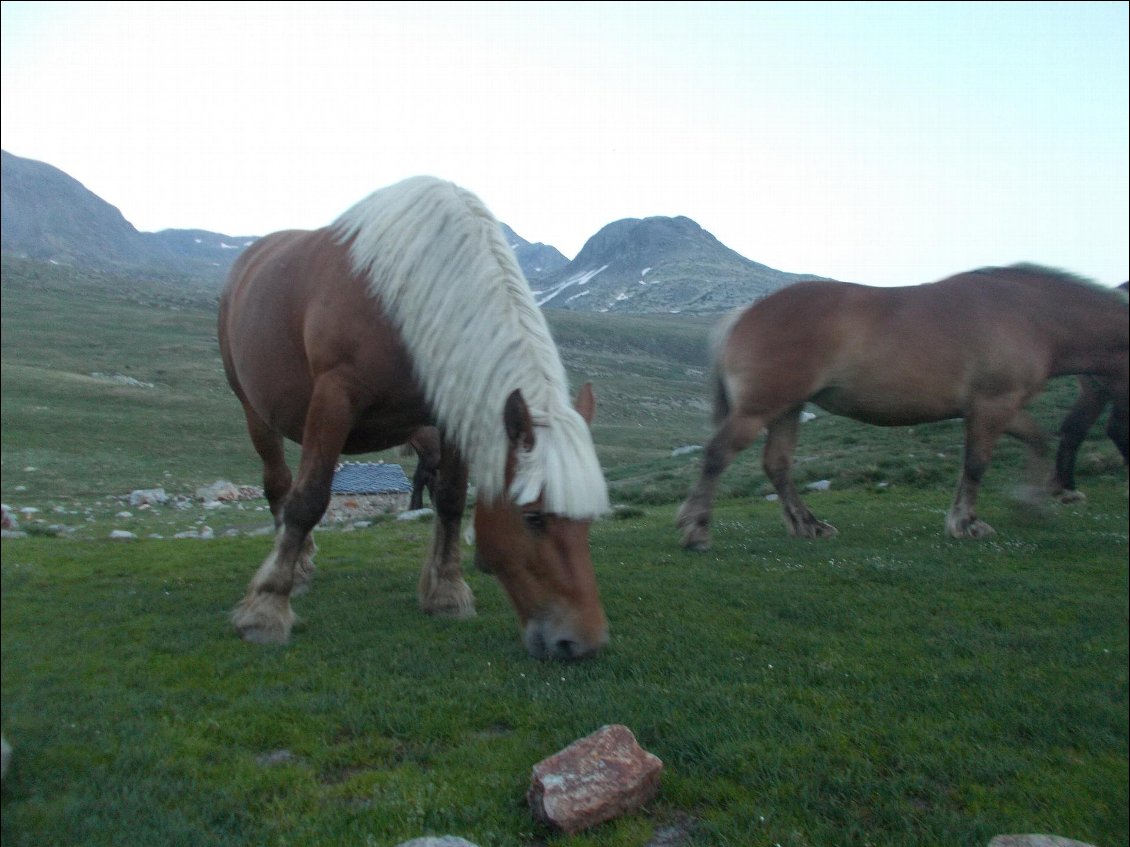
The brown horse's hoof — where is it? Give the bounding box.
[786,519,838,539]
[1055,489,1087,504]
[420,578,476,619]
[675,504,712,551]
[231,593,295,644]
[946,518,996,539]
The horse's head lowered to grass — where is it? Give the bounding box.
[473,384,608,660]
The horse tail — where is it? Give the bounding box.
[708,306,743,427]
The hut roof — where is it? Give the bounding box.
[331,462,412,495]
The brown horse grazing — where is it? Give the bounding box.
[677,264,1129,545]
[1051,282,1130,502]
[218,176,610,660]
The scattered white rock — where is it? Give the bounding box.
[397,508,435,522]
[806,479,832,491]
[109,530,137,541]
[129,488,168,507]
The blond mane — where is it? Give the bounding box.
[332,176,609,518]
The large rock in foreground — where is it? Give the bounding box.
[528,724,662,833]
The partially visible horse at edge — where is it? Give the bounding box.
[677,264,1129,546]
[218,176,610,660]
[1050,280,1130,502]
[400,426,441,510]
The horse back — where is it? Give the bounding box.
[218,228,431,449]
[718,276,1097,425]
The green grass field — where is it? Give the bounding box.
[2,256,1127,846]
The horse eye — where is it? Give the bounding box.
[523,511,548,532]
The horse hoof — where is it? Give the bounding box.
[681,538,712,552]
[677,516,712,551]
[236,623,290,645]
[420,579,476,619]
[789,521,838,539]
[947,520,996,540]
[1056,489,1087,504]
[231,593,295,644]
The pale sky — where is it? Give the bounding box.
[2,1,1127,286]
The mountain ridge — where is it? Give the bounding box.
[1,150,822,313]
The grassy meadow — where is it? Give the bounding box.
[1,255,1127,846]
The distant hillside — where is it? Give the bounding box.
[1,149,824,313]
[532,215,822,313]
[1,150,254,281]
[500,223,569,280]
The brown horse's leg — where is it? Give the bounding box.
[409,429,439,510]
[947,400,1024,539]
[232,377,353,644]
[1107,393,1129,467]
[417,437,475,617]
[241,402,317,596]
[677,414,765,551]
[1051,379,1108,502]
[242,400,292,527]
[763,408,837,538]
[1002,408,1054,509]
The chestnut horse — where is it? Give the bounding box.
[218,176,610,660]
[677,264,1129,545]
[1051,281,1130,502]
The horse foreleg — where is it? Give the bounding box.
[763,409,837,539]
[677,415,763,550]
[232,380,349,644]
[418,439,475,618]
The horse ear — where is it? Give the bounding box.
[574,382,596,425]
[504,389,536,451]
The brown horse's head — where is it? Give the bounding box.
[473,384,608,661]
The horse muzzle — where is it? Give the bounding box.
[523,614,609,661]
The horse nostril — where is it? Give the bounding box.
[554,638,579,660]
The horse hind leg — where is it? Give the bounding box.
[242,403,318,594]
[417,438,475,618]
[677,413,765,551]
[1003,408,1054,510]
[763,408,837,539]
[232,379,350,644]
[1051,380,1108,503]
[946,402,1022,539]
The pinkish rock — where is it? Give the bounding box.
[527,724,663,834]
